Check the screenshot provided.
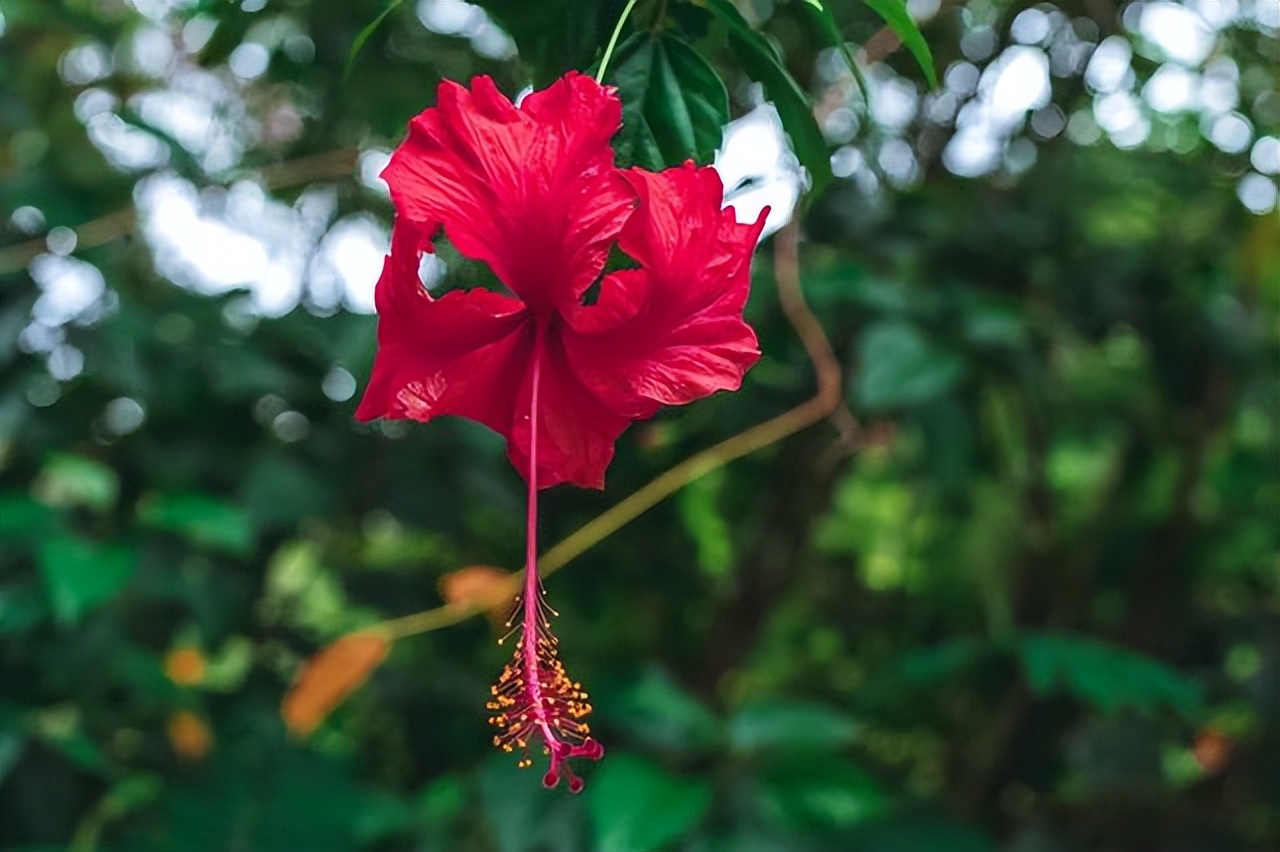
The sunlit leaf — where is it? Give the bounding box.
[32,454,118,512]
[281,632,391,737]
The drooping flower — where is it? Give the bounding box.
[356,73,767,790]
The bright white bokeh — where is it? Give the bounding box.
[714,103,809,240]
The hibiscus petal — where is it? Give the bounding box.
[508,329,631,490]
[356,224,533,434]
[563,163,768,418]
[381,73,634,313]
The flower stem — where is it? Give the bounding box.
[520,322,556,746]
[595,0,642,84]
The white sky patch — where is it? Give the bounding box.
[1250,136,1280,174]
[84,113,170,171]
[986,46,1052,125]
[129,68,250,173]
[1207,111,1254,153]
[29,255,108,327]
[867,66,920,131]
[940,44,1051,179]
[714,103,809,240]
[1085,36,1134,94]
[1135,1,1217,67]
[1143,63,1199,113]
[308,215,388,314]
[137,173,336,316]
[1237,172,1278,214]
[416,0,516,60]
[358,148,392,196]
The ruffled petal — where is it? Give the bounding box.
[356,221,533,433]
[508,327,631,490]
[381,73,634,313]
[562,163,767,418]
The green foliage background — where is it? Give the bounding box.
[1,0,1277,850]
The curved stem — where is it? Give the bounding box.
[374,222,857,640]
[595,0,642,84]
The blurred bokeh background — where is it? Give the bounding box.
[1,0,1277,850]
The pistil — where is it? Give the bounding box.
[487,320,603,791]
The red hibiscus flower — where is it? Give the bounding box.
[356,72,767,790]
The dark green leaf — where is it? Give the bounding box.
[0,584,46,635]
[853,320,966,411]
[757,754,887,831]
[613,34,730,169]
[1017,632,1204,718]
[863,0,938,87]
[727,699,859,752]
[37,536,136,624]
[344,0,407,83]
[600,667,721,751]
[703,0,833,195]
[587,753,711,852]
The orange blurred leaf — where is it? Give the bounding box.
[167,710,213,761]
[438,565,519,616]
[164,647,207,686]
[281,632,390,738]
[1193,726,1233,774]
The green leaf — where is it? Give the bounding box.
[613,33,730,169]
[727,699,859,752]
[853,814,996,852]
[137,492,254,557]
[600,667,721,751]
[38,536,136,624]
[757,754,887,831]
[853,320,966,411]
[677,469,734,578]
[863,0,938,87]
[587,753,712,852]
[1017,632,1204,719]
[0,584,47,635]
[703,0,833,195]
[32,454,119,512]
[478,753,586,852]
[796,0,872,106]
[0,492,58,542]
[344,0,406,83]
[473,0,604,86]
